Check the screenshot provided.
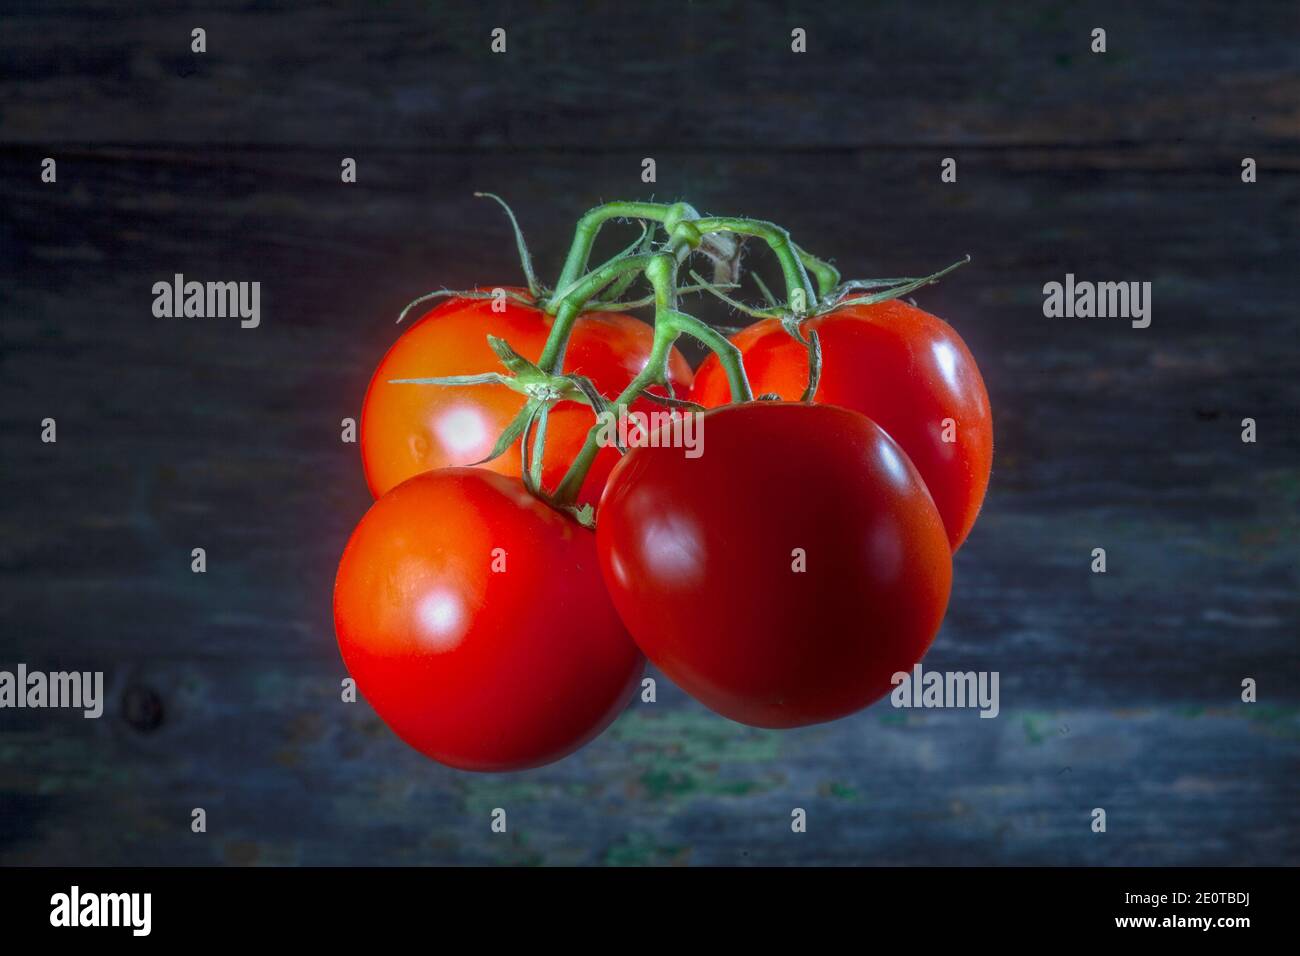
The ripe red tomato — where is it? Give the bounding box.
[334,467,644,771]
[596,403,952,729]
[361,291,693,506]
[690,299,992,551]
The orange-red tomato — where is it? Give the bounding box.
[335,467,643,771]
[691,299,992,551]
[361,291,693,506]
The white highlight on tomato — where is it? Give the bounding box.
[437,405,492,458]
[930,339,961,393]
[416,589,467,651]
[875,437,910,490]
[641,516,705,584]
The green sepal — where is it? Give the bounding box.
[472,400,537,466]
[396,288,534,325]
[750,272,779,308]
[566,375,612,416]
[388,372,509,387]
[487,335,545,379]
[688,269,781,320]
[799,328,822,403]
[640,391,706,412]
[779,312,810,345]
[828,255,971,311]
[474,192,541,298]
[565,503,596,530]
[519,401,546,492]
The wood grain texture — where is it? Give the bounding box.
[1,0,1297,865]
[3,0,1299,150]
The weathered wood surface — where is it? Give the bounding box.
[4,0,1299,151]
[1,0,1297,865]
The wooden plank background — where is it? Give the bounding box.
[1,0,1297,865]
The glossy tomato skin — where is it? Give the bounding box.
[361,291,693,507]
[596,403,952,729]
[690,299,992,551]
[334,467,643,771]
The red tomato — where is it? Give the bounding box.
[596,403,952,729]
[690,299,992,551]
[361,291,692,507]
[334,467,644,771]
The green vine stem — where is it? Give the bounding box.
[525,404,549,493]
[580,279,738,312]
[794,243,840,298]
[389,196,873,523]
[505,210,832,507]
[687,217,817,313]
[531,203,838,389]
[529,210,816,503]
[550,252,752,508]
[391,237,702,507]
[528,222,701,492]
[537,246,690,375]
[550,201,698,302]
[799,329,823,402]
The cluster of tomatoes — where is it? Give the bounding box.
[333,203,992,772]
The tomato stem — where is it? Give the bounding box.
[549,253,753,508]
[387,199,877,522]
[579,279,739,312]
[528,403,549,493]
[688,217,818,314]
[799,328,823,402]
[538,252,664,374]
[551,201,697,301]
[429,199,846,515]
[795,244,840,298]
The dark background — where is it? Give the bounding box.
[1,0,1296,865]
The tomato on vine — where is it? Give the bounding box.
[361,291,692,506]
[337,195,983,767]
[334,467,643,771]
[690,298,992,551]
[596,403,952,729]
